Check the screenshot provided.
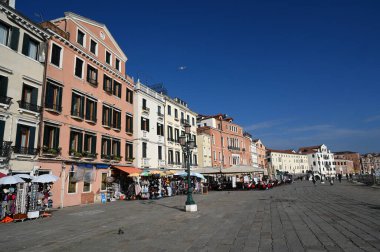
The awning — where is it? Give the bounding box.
[0,172,8,178]
[221,165,265,174]
[112,166,142,174]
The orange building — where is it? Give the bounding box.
[197,114,251,168]
[37,13,134,208]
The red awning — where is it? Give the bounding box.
[0,172,7,178]
[112,166,142,174]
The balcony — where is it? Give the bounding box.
[180,119,189,125]
[82,152,97,159]
[41,146,61,157]
[18,101,42,113]
[45,102,62,113]
[87,77,98,86]
[69,150,83,159]
[228,146,241,151]
[168,161,174,165]
[142,106,150,114]
[167,137,175,142]
[111,155,122,162]
[0,96,12,106]
[0,141,12,158]
[157,112,164,118]
[101,154,111,160]
[13,146,38,156]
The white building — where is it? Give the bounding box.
[133,81,166,169]
[251,141,258,168]
[165,97,198,170]
[267,149,308,175]
[298,144,335,179]
[196,131,211,168]
[0,2,49,174]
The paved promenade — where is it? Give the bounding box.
[0,181,380,252]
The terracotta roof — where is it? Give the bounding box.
[298,145,323,154]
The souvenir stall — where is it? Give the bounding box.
[110,166,142,201]
[0,175,26,222]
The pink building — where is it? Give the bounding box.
[38,13,134,208]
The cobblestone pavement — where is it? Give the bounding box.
[0,180,380,252]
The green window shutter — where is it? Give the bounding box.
[54,127,60,149]
[85,99,90,120]
[0,76,8,98]
[10,27,20,51]
[22,33,30,56]
[83,134,88,152]
[80,96,85,118]
[0,120,5,142]
[45,83,53,107]
[108,109,111,126]
[71,93,75,116]
[15,124,22,147]
[91,135,96,154]
[107,139,111,155]
[78,132,83,153]
[43,125,49,147]
[57,86,63,109]
[31,87,38,106]
[93,102,97,122]
[29,126,36,149]
[147,119,150,132]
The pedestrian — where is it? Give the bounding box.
[312,176,316,186]
[346,173,349,181]
[338,174,342,183]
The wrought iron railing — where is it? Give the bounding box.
[18,101,42,113]
[0,96,12,105]
[13,146,38,155]
[0,141,12,158]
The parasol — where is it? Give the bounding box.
[32,174,59,183]
[0,175,25,185]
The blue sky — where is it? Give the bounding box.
[17,0,380,153]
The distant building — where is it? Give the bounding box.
[334,151,361,174]
[360,153,380,174]
[267,149,308,175]
[298,144,335,179]
[333,159,354,176]
[196,131,212,168]
[197,114,251,168]
[253,139,266,170]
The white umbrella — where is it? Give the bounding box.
[14,174,35,180]
[32,174,59,183]
[174,171,205,180]
[0,175,25,185]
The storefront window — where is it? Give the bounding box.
[68,171,77,193]
[101,173,107,191]
[83,181,91,192]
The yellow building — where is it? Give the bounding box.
[267,149,308,175]
[196,131,212,168]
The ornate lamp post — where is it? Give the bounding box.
[179,123,197,212]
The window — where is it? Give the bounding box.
[87,65,98,85]
[68,171,77,193]
[112,139,121,158]
[112,110,121,130]
[175,151,181,164]
[142,98,147,110]
[125,142,133,161]
[174,109,178,119]
[181,112,184,120]
[115,58,121,71]
[43,125,60,150]
[101,173,107,191]
[158,146,162,160]
[22,34,38,60]
[113,80,121,98]
[101,137,111,159]
[0,120,5,143]
[90,39,97,55]
[20,84,38,112]
[84,133,96,155]
[69,130,83,153]
[193,154,198,166]
[0,75,9,104]
[75,57,84,78]
[167,105,171,116]
[126,114,133,134]
[102,105,112,127]
[192,117,195,126]
[103,75,112,93]
[167,126,173,141]
[85,99,97,122]
[126,88,133,103]
[83,171,91,193]
[105,51,112,65]
[45,81,62,112]
[168,150,174,164]
[142,142,147,158]
[71,92,84,118]
[141,117,149,132]
[77,29,85,47]
[187,115,190,123]
[214,151,216,161]
[50,43,62,67]
[15,124,36,155]
[174,128,180,143]
[158,106,162,116]
[157,123,164,136]
[0,22,10,46]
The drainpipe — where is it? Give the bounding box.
[60,161,65,208]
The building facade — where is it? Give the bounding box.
[299,144,336,179]
[267,149,308,175]
[253,139,266,170]
[361,153,380,174]
[333,158,354,176]
[333,151,361,174]
[197,114,251,168]
[164,97,198,170]
[133,81,166,169]
[38,12,134,208]
[0,2,49,175]
[196,131,212,168]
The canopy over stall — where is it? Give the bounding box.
[112,166,142,174]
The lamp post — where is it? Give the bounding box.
[179,122,197,212]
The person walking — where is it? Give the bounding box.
[312,176,316,186]
[338,173,342,183]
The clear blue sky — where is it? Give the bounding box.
[17,0,380,153]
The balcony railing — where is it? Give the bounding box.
[18,101,42,113]
[167,137,175,142]
[87,77,98,86]
[228,146,241,151]
[142,106,150,113]
[0,96,12,105]
[0,141,12,158]
[83,152,97,159]
[45,102,62,112]
[157,112,164,117]
[101,154,111,160]
[13,146,38,155]
[42,146,61,156]
[168,161,174,165]
[181,119,189,125]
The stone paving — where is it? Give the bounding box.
[0,180,380,252]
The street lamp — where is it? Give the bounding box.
[179,122,197,212]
